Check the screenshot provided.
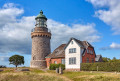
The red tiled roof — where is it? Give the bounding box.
[46,38,94,59]
[46,44,66,58]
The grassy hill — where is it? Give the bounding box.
[0,68,120,81]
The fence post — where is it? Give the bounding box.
[59,67,63,74]
[97,66,98,71]
[56,68,59,73]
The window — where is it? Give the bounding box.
[86,58,89,63]
[69,57,76,64]
[87,49,93,54]
[91,51,93,54]
[89,50,91,54]
[90,50,91,54]
[33,56,36,60]
[54,61,57,64]
[69,48,76,53]
[92,58,94,63]
[91,50,92,54]
[87,49,89,53]
[61,59,65,64]
[81,48,84,54]
[71,41,73,44]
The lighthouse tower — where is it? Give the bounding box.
[30,10,51,68]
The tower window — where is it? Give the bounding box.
[33,56,36,60]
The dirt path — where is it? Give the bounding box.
[38,72,72,81]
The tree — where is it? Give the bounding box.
[102,57,111,62]
[9,55,24,69]
[110,57,120,62]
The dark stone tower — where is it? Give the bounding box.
[30,10,51,68]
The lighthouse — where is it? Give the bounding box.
[30,10,51,68]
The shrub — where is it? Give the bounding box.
[81,62,120,72]
[49,64,65,70]
[0,65,6,68]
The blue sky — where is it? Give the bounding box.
[0,0,120,67]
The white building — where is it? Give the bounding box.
[64,38,96,71]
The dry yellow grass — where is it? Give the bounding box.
[63,71,120,81]
[0,68,71,81]
[0,68,120,81]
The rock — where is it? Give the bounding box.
[16,68,30,71]
[0,69,3,72]
[16,68,22,71]
[21,69,30,71]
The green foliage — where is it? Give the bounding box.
[102,57,111,62]
[110,57,120,62]
[49,64,65,70]
[81,62,120,72]
[9,55,24,68]
[102,57,120,62]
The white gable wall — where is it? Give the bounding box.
[65,39,82,70]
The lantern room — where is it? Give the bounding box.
[35,10,47,27]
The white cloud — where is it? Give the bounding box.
[87,0,120,34]
[110,43,120,49]
[48,20,100,50]
[100,42,120,50]
[0,56,9,61]
[0,3,100,54]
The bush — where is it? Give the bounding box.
[0,65,6,68]
[81,62,120,72]
[49,64,65,70]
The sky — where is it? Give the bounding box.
[0,0,120,67]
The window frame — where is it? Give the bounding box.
[69,48,76,53]
[54,61,57,64]
[71,41,73,44]
[87,49,89,53]
[61,59,65,64]
[69,57,76,65]
[86,58,89,63]
[92,58,94,63]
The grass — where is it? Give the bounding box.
[0,68,120,81]
[63,71,120,81]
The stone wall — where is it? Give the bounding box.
[30,60,47,68]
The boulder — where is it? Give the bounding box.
[0,69,3,72]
